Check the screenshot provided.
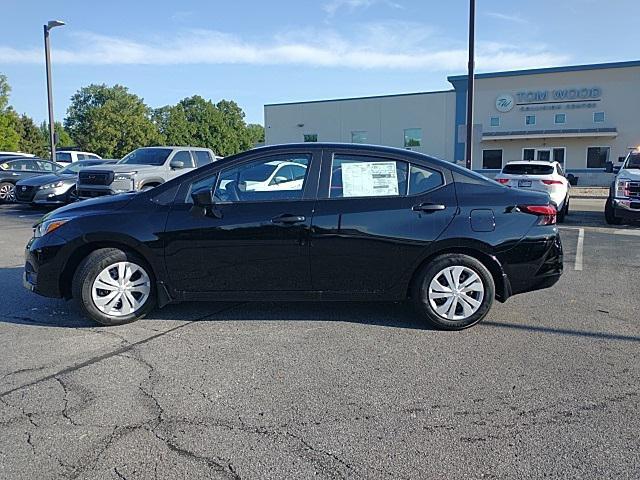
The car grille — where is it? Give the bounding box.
[627,182,640,199]
[14,185,37,202]
[78,189,110,198]
[78,171,114,186]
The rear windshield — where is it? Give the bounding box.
[625,153,640,169]
[119,148,172,166]
[502,164,554,175]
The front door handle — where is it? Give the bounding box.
[412,203,446,213]
[271,214,306,224]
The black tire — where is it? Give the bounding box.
[557,197,568,223]
[411,254,495,330]
[0,182,16,204]
[72,248,156,326]
[604,198,621,225]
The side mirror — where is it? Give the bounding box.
[170,159,185,170]
[191,188,213,208]
[272,176,288,185]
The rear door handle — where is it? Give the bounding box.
[412,203,446,213]
[271,214,306,224]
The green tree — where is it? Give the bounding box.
[13,114,48,157]
[39,121,73,150]
[246,123,265,146]
[0,74,20,151]
[152,104,193,146]
[65,84,161,158]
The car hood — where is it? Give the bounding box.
[42,192,137,221]
[81,164,163,173]
[17,173,74,186]
[618,169,640,181]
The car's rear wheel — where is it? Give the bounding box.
[0,182,16,203]
[604,198,622,225]
[412,254,495,330]
[557,196,569,223]
[72,248,156,326]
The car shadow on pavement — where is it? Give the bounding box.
[483,320,640,343]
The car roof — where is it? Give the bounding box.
[133,146,213,151]
[503,161,558,167]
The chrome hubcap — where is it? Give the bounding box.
[427,266,484,321]
[0,184,15,201]
[91,262,151,317]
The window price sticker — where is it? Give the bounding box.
[341,161,398,197]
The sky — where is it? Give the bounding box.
[1,0,639,126]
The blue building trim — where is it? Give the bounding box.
[447,59,640,82]
[450,78,468,163]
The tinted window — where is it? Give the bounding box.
[193,150,212,167]
[330,154,408,199]
[502,164,554,175]
[215,155,310,203]
[482,150,503,169]
[56,152,72,162]
[626,153,640,169]
[172,150,195,168]
[120,148,172,165]
[5,159,37,171]
[36,161,56,172]
[586,147,610,169]
[189,173,219,203]
[408,165,443,195]
[556,164,565,177]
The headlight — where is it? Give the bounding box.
[34,218,71,238]
[616,178,631,198]
[39,181,65,190]
[115,172,137,181]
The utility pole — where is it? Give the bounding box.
[465,0,475,170]
[44,20,65,162]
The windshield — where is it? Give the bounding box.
[625,153,640,169]
[502,164,554,175]
[58,160,104,174]
[242,163,278,182]
[118,148,172,166]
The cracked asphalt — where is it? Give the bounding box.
[0,200,639,479]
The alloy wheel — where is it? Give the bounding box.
[91,261,151,317]
[427,266,485,320]
[0,183,16,202]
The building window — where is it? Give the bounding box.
[351,131,367,143]
[482,149,503,169]
[553,148,565,165]
[525,115,536,126]
[593,111,605,123]
[490,116,500,127]
[303,134,318,142]
[523,148,535,161]
[586,146,610,168]
[404,128,422,147]
[554,113,566,125]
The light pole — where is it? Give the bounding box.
[465,0,475,170]
[44,20,65,162]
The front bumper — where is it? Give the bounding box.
[17,187,72,205]
[23,233,68,298]
[613,198,640,221]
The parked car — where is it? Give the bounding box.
[55,150,102,165]
[605,150,640,225]
[14,159,118,206]
[0,158,62,203]
[76,146,215,199]
[0,151,35,159]
[494,161,570,222]
[24,143,563,329]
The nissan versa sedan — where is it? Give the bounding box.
[15,159,118,206]
[24,143,563,330]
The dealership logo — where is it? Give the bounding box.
[495,94,514,112]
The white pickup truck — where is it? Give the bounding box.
[605,150,640,225]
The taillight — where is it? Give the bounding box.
[541,179,563,185]
[519,204,557,225]
[496,178,509,184]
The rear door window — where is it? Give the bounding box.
[56,152,72,163]
[408,165,444,195]
[172,150,195,168]
[193,151,212,167]
[502,164,554,175]
[329,154,408,198]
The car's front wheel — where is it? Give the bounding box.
[0,182,16,203]
[72,248,156,325]
[412,254,495,330]
[604,198,622,225]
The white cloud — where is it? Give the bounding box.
[323,0,402,17]
[0,25,569,73]
[486,12,528,24]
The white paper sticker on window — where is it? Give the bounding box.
[341,162,399,197]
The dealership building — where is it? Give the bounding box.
[264,60,640,185]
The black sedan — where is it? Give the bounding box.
[24,143,563,329]
[15,159,118,206]
[0,157,62,203]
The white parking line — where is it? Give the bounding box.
[558,225,640,236]
[575,228,584,271]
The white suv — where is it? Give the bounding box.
[55,150,102,165]
[494,161,570,222]
[605,150,640,225]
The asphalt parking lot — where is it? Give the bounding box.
[0,199,639,480]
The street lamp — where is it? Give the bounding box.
[44,20,65,163]
[465,0,475,170]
